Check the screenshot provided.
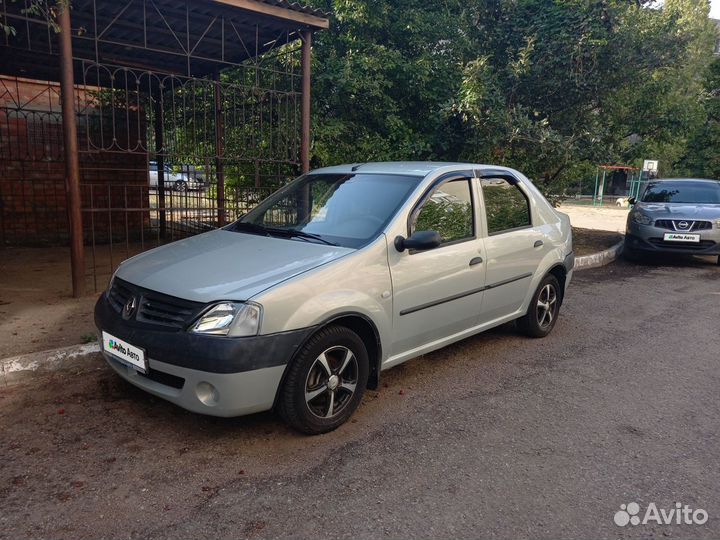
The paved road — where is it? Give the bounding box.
[1,256,719,539]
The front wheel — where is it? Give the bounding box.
[277,325,369,434]
[623,244,642,263]
[517,274,561,338]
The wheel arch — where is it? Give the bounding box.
[272,312,383,410]
[547,264,567,305]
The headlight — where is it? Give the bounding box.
[632,212,653,225]
[716,219,720,229]
[191,302,262,337]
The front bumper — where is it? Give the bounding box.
[103,354,286,417]
[95,293,313,417]
[626,221,720,255]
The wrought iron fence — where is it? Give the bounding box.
[0,0,310,291]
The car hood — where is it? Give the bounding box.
[115,229,354,302]
[637,203,720,220]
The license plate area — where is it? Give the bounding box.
[102,331,148,373]
[663,232,700,243]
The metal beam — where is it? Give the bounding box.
[211,0,329,29]
[300,29,311,173]
[58,6,85,298]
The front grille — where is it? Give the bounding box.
[137,296,197,328]
[107,278,204,330]
[654,219,713,231]
[648,237,716,251]
[107,278,133,312]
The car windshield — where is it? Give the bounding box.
[230,173,421,248]
[641,181,720,204]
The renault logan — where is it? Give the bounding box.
[95,162,574,434]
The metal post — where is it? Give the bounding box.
[214,72,226,226]
[300,30,311,174]
[153,94,166,238]
[58,5,85,298]
[597,170,607,207]
[592,168,600,207]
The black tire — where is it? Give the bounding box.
[623,244,641,263]
[277,325,369,435]
[174,180,187,192]
[517,274,561,338]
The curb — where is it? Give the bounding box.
[1,342,102,386]
[575,238,624,271]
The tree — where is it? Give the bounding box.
[681,57,720,178]
[305,0,471,166]
[303,0,717,199]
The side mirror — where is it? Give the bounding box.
[394,230,442,252]
[628,197,636,206]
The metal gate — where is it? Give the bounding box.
[0,0,327,294]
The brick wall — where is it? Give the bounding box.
[0,76,148,246]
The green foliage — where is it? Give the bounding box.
[80,333,97,344]
[415,200,473,242]
[306,0,468,165]
[482,183,531,234]
[302,0,718,197]
[680,58,720,179]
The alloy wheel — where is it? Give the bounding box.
[536,283,557,329]
[304,346,358,419]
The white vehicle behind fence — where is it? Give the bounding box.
[148,161,205,192]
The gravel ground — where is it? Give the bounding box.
[1,255,719,539]
[559,204,629,233]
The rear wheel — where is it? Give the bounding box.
[277,325,368,434]
[517,274,561,338]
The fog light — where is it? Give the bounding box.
[196,381,219,406]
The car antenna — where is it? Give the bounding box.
[350,163,364,171]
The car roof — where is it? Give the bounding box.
[310,161,507,177]
[649,178,720,184]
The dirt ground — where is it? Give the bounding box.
[572,227,622,256]
[0,247,108,358]
[558,203,629,233]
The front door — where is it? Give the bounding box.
[389,175,486,356]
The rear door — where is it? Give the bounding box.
[476,173,549,322]
[389,174,486,355]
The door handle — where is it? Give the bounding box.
[534,240,544,248]
[469,256,483,266]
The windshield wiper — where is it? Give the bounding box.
[231,222,337,246]
[264,227,338,246]
[230,222,270,236]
